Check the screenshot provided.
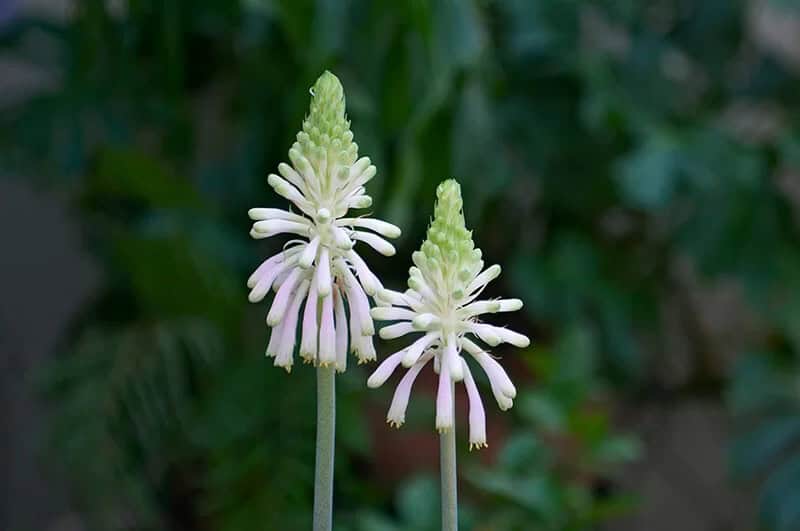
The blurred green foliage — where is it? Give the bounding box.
[4,0,800,529]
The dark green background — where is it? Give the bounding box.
[3,0,800,529]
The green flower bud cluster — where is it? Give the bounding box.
[411,180,483,300]
[292,71,358,188]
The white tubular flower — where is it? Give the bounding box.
[368,179,529,450]
[248,71,400,373]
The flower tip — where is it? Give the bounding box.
[266,173,281,189]
[387,418,405,429]
[469,442,488,451]
[506,298,523,311]
[317,283,332,298]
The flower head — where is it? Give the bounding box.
[248,71,400,373]
[368,179,528,450]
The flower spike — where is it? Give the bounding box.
[248,71,400,372]
[369,179,529,450]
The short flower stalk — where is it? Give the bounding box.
[368,179,529,530]
[247,71,399,531]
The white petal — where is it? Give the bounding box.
[348,157,371,181]
[288,148,319,195]
[469,323,529,348]
[412,313,440,330]
[466,264,501,294]
[347,195,372,209]
[314,247,332,297]
[267,174,314,216]
[298,237,320,269]
[332,226,355,250]
[248,207,308,224]
[353,231,395,256]
[435,356,454,432]
[443,334,464,382]
[461,337,516,407]
[497,298,523,312]
[337,218,401,239]
[370,306,417,321]
[379,322,415,340]
[277,162,309,196]
[407,276,437,305]
[252,219,310,238]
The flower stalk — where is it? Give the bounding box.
[440,381,458,531]
[313,366,336,531]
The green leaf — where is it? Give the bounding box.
[731,416,800,480]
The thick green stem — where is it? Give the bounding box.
[313,366,336,531]
[440,385,458,531]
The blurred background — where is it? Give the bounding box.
[2,0,800,530]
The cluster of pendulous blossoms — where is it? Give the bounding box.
[247,71,400,373]
[367,180,529,449]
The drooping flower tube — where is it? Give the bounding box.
[247,71,400,373]
[368,179,528,450]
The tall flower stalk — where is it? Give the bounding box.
[247,71,399,531]
[368,179,529,530]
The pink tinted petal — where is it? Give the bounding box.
[461,359,487,450]
[386,356,430,427]
[266,267,302,326]
[334,287,349,373]
[265,319,285,358]
[367,349,406,388]
[401,332,437,367]
[274,280,309,372]
[248,257,295,303]
[318,293,336,366]
[345,250,382,295]
[299,281,319,362]
[344,276,374,336]
[248,251,287,288]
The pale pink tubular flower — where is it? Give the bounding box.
[368,179,529,450]
[247,71,400,373]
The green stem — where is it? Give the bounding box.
[313,366,336,531]
[440,384,458,531]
